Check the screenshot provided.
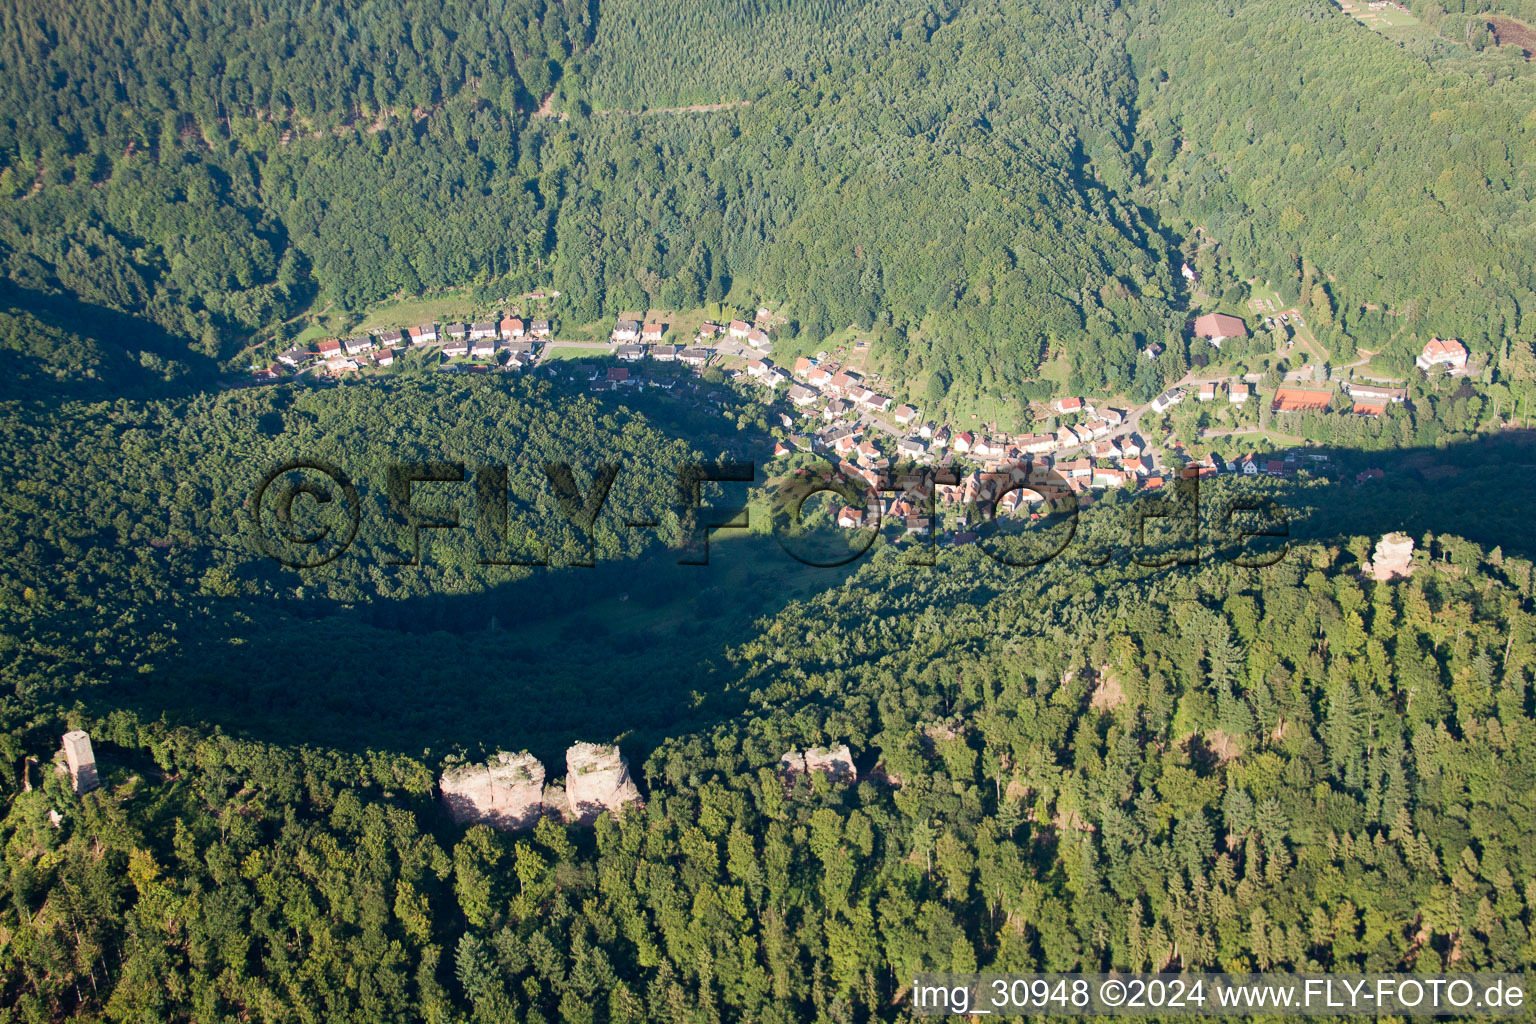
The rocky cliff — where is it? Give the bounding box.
[439,751,546,829]
[563,742,643,824]
[439,744,643,830]
[780,744,858,784]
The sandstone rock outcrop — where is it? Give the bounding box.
[1364,532,1415,581]
[563,743,643,824]
[440,751,546,829]
[781,744,858,784]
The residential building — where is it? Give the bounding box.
[469,321,498,340]
[612,319,641,342]
[1416,337,1468,371]
[1192,312,1248,345]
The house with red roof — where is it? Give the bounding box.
[1416,337,1468,371]
[1192,312,1248,346]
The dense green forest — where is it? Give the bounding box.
[4,0,1535,395]
[5,0,1536,1019]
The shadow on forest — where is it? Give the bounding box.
[87,401,1536,772]
[0,278,223,401]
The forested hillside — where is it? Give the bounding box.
[6,0,1536,1019]
[1130,0,1536,362]
[6,500,1536,1019]
[5,0,1535,392]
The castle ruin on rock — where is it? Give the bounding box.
[438,743,642,830]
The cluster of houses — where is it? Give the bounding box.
[266,315,553,378]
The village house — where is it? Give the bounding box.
[1416,337,1468,371]
[612,319,641,343]
[824,398,853,421]
[787,384,818,407]
[652,344,679,362]
[501,317,525,339]
[828,370,862,395]
[806,366,834,388]
[1143,342,1164,360]
[470,321,498,341]
[897,437,926,458]
[793,356,815,378]
[1229,383,1250,404]
[747,328,770,350]
[1053,397,1084,415]
[831,430,861,455]
[1181,262,1199,283]
[445,323,468,340]
[728,320,751,340]
[642,322,665,343]
[1121,456,1149,476]
[443,336,470,357]
[316,339,343,360]
[1091,439,1119,459]
[837,507,867,528]
[1060,458,1092,480]
[1118,436,1144,458]
[773,441,792,457]
[864,393,893,413]
[470,336,497,358]
[606,366,631,385]
[277,347,312,367]
[678,347,710,367]
[856,440,881,463]
[408,324,438,345]
[531,319,552,337]
[952,431,974,454]
[699,322,721,339]
[342,336,374,356]
[764,368,790,389]
[1198,381,1219,401]
[1102,408,1124,427]
[617,344,645,362]
[379,329,404,347]
[1150,388,1185,413]
[894,405,918,426]
[1192,312,1248,346]
[972,436,1003,459]
[1093,467,1130,489]
[1081,419,1110,439]
[375,348,396,367]
[931,426,951,448]
[1056,425,1082,447]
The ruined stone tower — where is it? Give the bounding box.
[62,730,99,794]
